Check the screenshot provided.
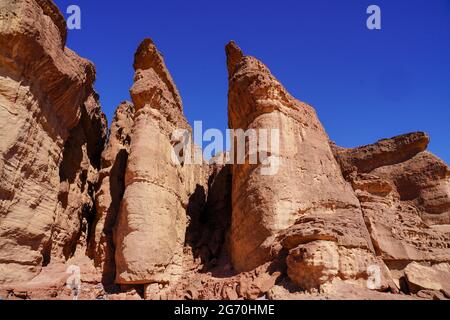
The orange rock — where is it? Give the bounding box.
[0,0,106,284]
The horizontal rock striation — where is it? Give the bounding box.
[333,133,450,293]
[333,133,450,263]
[332,132,430,176]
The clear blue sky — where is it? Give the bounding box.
[54,0,450,164]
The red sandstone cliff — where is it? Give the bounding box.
[0,0,448,300]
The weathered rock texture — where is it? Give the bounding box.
[114,39,210,285]
[0,0,106,284]
[0,1,449,300]
[332,133,450,293]
[332,134,450,263]
[89,101,135,285]
[225,41,391,290]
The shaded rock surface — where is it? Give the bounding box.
[88,101,135,286]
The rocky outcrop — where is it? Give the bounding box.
[89,101,135,286]
[332,132,430,176]
[114,39,210,285]
[225,41,391,290]
[0,0,106,284]
[0,1,448,300]
[332,133,450,295]
[333,133,450,265]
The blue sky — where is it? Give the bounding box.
[54,0,450,163]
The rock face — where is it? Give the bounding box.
[0,1,448,300]
[114,39,209,285]
[225,41,389,290]
[89,101,135,285]
[50,94,107,262]
[333,132,430,176]
[0,0,106,284]
[332,133,450,264]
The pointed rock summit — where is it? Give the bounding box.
[225,41,244,79]
[132,38,183,113]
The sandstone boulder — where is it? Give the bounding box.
[404,262,450,296]
[286,240,392,291]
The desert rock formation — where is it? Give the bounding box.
[0,0,106,284]
[225,41,393,290]
[0,0,448,300]
[89,101,135,286]
[332,133,450,293]
[113,38,210,286]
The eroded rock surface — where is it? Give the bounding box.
[114,39,210,285]
[333,133,450,265]
[332,133,450,297]
[0,1,448,300]
[89,101,135,286]
[225,41,388,290]
[404,262,450,296]
[0,0,106,284]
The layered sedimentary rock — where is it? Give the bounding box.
[0,0,106,284]
[333,132,430,176]
[332,134,450,265]
[225,41,390,290]
[114,39,209,285]
[89,101,135,285]
[0,0,449,300]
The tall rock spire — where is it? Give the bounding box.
[114,38,202,286]
[225,41,391,290]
